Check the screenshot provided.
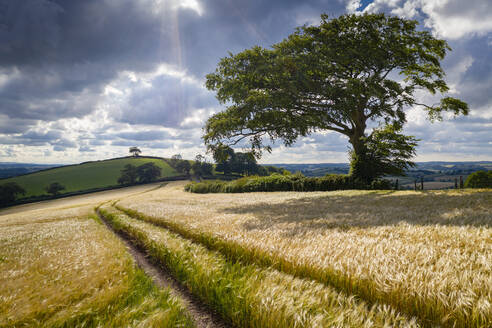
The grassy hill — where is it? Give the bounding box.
[1,156,178,197]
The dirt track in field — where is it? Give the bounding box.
[97,210,229,328]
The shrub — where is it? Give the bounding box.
[184,180,226,193]
[464,170,492,188]
[370,179,393,190]
[45,182,66,196]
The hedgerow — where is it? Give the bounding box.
[185,173,392,193]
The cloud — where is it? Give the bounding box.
[115,130,171,141]
[360,0,492,39]
[104,65,218,128]
[0,0,490,163]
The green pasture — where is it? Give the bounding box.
[1,157,178,197]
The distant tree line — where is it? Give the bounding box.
[118,162,162,185]
[168,154,213,177]
[0,181,68,206]
[168,150,285,178]
[212,146,286,176]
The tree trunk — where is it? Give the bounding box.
[347,117,375,185]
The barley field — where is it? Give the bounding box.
[0,185,193,327]
[99,204,419,327]
[2,180,490,327]
[118,181,492,327]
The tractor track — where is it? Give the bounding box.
[97,210,229,328]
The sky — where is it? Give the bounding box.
[0,0,491,164]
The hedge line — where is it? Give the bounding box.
[185,173,392,193]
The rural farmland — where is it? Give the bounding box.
[1,157,179,198]
[2,1,492,327]
[1,181,490,327]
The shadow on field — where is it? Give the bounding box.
[221,191,492,234]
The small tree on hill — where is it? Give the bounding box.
[46,182,65,196]
[136,162,162,183]
[0,182,26,205]
[118,164,138,185]
[129,147,141,157]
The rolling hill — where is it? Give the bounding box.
[0,156,179,197]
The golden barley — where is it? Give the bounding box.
[100,204,420,327]
[0,187,193,327]
[118,181,492,327]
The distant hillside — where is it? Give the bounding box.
[271,163,350,176]
[0,163,60,179]
[1,156,178,197]
[272,161,492,189]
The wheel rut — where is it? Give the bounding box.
[97,210,230,328]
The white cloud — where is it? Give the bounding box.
[362,0,492,39]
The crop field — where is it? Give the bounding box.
[0,186,193,327]
[117,182,492,327]
[2,180,491,327]
[1,156,177,197]
[99,204,419,327]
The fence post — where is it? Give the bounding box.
[414,180,417,191]
[455,178,458,189]
[395,179,399,190]
[421,177,424,190]
[460,176,464,189]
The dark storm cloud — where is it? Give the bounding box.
[178,0,347,76]
[0,128,78,150]
[116,74,217,127]
[0,0,171,126]
[0,0,345,139]
[453,38,492,110]
[0,115,37,133]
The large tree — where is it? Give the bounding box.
[204,13,468,183]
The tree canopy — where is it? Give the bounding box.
[0,182,26,205]
[465,170,492,188]
[117,164,139,185]
[169,154,183,168]
[176,160,191,175]
[136,162,161,183]
[117,162,162,185]
[213,146,260,176]
[191,154,214,177]
[204,13,468,183]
